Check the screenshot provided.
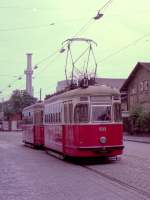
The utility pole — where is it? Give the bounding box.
[40,88,42,101]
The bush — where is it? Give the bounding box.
[127,105,149,135]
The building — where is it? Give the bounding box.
[120,62,150,111]
[95,78,125,90]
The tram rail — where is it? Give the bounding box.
[80,164,150,199]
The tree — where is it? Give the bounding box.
[3,90,37,119]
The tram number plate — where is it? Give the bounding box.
[99,149,108,153]
[95,149,109,154]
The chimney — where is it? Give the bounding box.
[27,53,32,70]
[24,53,33,96]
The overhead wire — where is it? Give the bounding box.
[99,0,114,12]
[0,24,53,32]
[33,53,60,77]
[97,31,150,64]
[1,0,114,99]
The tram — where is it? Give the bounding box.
[44,84,124,158]
[22,102,44,148]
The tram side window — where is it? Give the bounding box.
[34,111,42,125]
[48,114,50,123]
[34,112,38,124]
[58,112,61,123]
[23,115,33,124]
[41,111,43,124]
[74,104,89,123]
[64,104,68,123]
[114,103,122,122]
[92,106,111,122]
[45,114,48,123]
[69,103,73,123]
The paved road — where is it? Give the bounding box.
[0,131,150,200]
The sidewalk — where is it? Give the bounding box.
[124,134,150,144]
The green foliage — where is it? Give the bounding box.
[125,104,150,135]
[3,90,37,118]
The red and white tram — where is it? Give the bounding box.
[44,85,124,158]
[22,102,44,148]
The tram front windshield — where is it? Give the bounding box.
[92,105,111,122]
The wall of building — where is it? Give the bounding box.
[128,67,150,110]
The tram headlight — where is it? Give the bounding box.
[100,136,107,144]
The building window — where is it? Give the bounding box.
[139,82,144,91]
[144,80,148,91]
[74,104,89,123]
[131,87,136,94]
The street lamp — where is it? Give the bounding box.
[93,11,104,20]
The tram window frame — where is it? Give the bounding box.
[26,110,33,124]
[91,105,111,123]
[50,113,52,123]
[40,111,43,124]
[52,113,55,123]
[48,114,50,123]
[46,114,48,123]
[55,113,57,123]
[34,111,38,125]
[58,112,61,123]
[63,102,73,123]
[35,110,43,125]
[64,103,68,123]
[74,103,89,123]
[113,103,122,122]
[45,114,47,123]
[69,103,73,123]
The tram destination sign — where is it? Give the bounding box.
[91,96,111,103]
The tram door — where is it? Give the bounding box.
[63,101,74,148]
[34,109,44,145]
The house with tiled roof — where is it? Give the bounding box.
[120,62,150,111]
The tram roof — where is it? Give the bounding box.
[45,85,120,103]
[22,102,43,112]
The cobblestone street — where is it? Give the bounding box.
[0,131,150,200]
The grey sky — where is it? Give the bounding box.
[0,0,150,100]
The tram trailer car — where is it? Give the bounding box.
[22,102,44,148]
[44,85,124,158]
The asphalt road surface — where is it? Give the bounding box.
[0,131,150,200]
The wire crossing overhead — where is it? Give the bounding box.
[0,0,115,98]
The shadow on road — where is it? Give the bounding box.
[65,156,121,166]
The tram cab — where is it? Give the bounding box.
[22,102,44,148]
[44,85,124,158]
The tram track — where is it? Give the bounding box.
[80,164,150,199]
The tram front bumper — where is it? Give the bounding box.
[77,145,124,154]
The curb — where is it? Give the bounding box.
[124,138,150,144]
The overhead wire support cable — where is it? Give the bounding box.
[97,31,150,64]
[34,50,58,67]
